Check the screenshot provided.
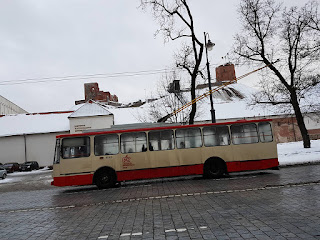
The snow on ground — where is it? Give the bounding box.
[0,167,52,184]
[7,167,51,176]
[277,139,320,166]
[0,140,320,184]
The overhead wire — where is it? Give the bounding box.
[0,68,175,86]
[0,62,223,86]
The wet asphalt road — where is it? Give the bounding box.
[0,165,320,240]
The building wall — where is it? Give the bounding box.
[0,135,25,165]
[69,115,114,134]
[0,95,28,115]
[201,113,320,143]
[0,132,68,167]
[272,114,320,143]
[25,133,63,167]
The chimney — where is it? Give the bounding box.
[85,83,100,101]
[215,63,236,84]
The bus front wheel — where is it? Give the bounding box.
[94,168,116,189]
[203,158,226,179]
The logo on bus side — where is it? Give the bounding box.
[122,155,134,169]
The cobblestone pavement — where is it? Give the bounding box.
[0,165,320,240]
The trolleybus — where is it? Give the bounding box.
[52,119,278,188]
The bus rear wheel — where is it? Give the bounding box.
[95,168,116,189]
[204,159,226,179]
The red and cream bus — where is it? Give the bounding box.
[52,119,278,188]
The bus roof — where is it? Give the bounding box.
[56,118,273,139]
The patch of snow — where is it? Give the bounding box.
[0,177,17,184]
[9,168,52,176]
[278,140,320,166]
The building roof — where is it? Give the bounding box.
[0,95,28,115]
[68,101,113,118]
[0,112,71,137]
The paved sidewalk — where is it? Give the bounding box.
[0,165,320,239]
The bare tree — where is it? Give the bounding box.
[234,0,320,148]
[148,70,190,123]
[140,0,205,124]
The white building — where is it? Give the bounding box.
[0,101,115,167]
[68,101,114,134]
[0,95,27,115]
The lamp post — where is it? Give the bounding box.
[204,32,216,123]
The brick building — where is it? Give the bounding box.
[75,82,119,105]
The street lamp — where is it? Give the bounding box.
[204,32,216,123]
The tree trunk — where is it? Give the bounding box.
[189,75,197,124]
[290,91,311,148]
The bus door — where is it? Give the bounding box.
[147,129,177,177]
[118,132,149,180]
[59,136,92,175]
[174,127,203,175]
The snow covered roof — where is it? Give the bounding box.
[0,112,71,137]
[129,83,277,123]
[1,82,314,138]
[68,101,113,118]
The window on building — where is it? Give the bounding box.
[258,122,273,142]
[120,132,147,153]
[95,134,119,156]
[231,123,258,145]
[203,126,230,147]
[148,130,174,151]
[62,137,90,159]
[176,128,202,149]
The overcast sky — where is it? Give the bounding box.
[0,0,310,113]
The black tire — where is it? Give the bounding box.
[2,173,7,179]
[95,168,116,189]
[203,159,225,179]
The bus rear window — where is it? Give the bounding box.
[231,123,258,145]
[121,132,147,153]
[95,134,119,156]
[203,126,230,147]
[62,137,90,159]
[148,130,174,151]
[176,128,202,149]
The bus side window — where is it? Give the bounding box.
[121,132,147,153]
[148,130,174,151]
[94,134,119,156]
[203,126,230,147]
[231,123,258,145]
[176,128,202,149]
[61,137,90,159]
[258,122,273,142]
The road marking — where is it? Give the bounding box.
[98,235,108,239]
[176,228,187,232]
[119,232,143,237]
[120,233,131,237]
[2,181,319,214]
[165,226,207,233]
